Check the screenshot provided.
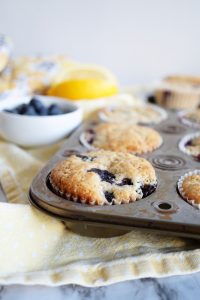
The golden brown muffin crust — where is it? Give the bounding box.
[50,150,157,205]
[98,104,167,125]
[182,174,200,204]
[165,75,200,87]
[83,123,162,154]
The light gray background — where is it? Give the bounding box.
[1,0,200,84]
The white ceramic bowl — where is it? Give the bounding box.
[0,95,82,147]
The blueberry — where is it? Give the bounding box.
[24,105,37,116]
[117,178,133,186]
[141,183,157,198]
[87,168,116,184]
[16,103,28,114]
[30,98,44,112]
[48,104,63,115]
[185,140,193,147]
[87,129,95,134]
[163,90,172,99]
[104,191,114,203]
[4,109,14,113]
[4,107,22,114]
[13,108,19,114]
[147,95,156,104]
[38,106,48,116]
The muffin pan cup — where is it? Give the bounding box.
[177,170,200,210]
[98,103,168,125]
[179,110,200,129]
[29,110,200,239]
[179,132,200,158]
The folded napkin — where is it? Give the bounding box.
[0,97,199,286]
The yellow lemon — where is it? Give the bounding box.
[47,65,118,100]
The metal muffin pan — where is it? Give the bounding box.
[29,110,200,239]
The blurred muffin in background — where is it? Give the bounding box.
[155,75,200,110]
[0,55,77,99]
[11,55,77,95]
[97,103,167,125]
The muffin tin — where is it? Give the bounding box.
[29,109,200,239]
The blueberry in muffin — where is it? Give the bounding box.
[49,150,157,205]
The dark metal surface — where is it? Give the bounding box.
[29,110,200,238]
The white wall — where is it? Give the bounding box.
[1,0,200,84]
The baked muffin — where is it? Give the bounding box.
[80,123,162,154]
[49,150,157,205]
[11,55,76,94]
[178,171,200,209]
[155,75,200,110]
[179,133,200,160]
[186,136,200,157]
[98,103,167,125]
[180,109,200,128]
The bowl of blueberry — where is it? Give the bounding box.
[0,95,82,147]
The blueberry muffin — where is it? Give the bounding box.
[11,55,76,94]
[179,133,200,160]
[81,123,162,154]
[155,75,200,110]
[50,150,157,205]
[178,171,200,209]
[180,109,200,128]
[98,104,167,125]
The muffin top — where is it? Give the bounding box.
[98,104,167,125]
[166,75,200,86]
[162,75,200,92]
[50,150,157,205]
[181,174,200,204]
[81,123,162,154]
